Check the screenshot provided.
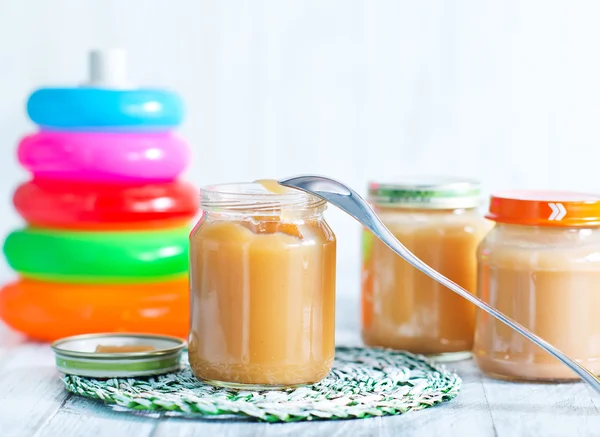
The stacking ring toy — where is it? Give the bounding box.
[0,278,188,341]
[27,88,184,130]
[4,227,189,283]
[18,131,190,182]
[14,180,199,230]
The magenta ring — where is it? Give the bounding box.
[18,131,190,182]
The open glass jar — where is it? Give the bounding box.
[188,182,336,389]
[475,191,600,381]
[361,178,490,361]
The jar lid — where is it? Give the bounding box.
[368,177,481,209]
[51,333,186,378]
[486,190,600,227]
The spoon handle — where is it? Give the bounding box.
[280,175,600,395]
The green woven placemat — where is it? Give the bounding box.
[63,346,461,423]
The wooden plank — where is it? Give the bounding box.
[33,396,156,437]
[481,371,600,437]
[0,343,70,437]
[152,405,495,437]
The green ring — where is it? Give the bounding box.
[4,227,189,283]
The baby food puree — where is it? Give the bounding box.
[188,181,336,388]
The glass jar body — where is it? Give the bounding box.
[188,202,336,389]
[475,223,600,381]
[362,207,490,361]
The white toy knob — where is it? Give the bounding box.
[88,49,130,88]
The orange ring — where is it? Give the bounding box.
[0,278,189,341]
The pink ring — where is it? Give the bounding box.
[18,131,190,182]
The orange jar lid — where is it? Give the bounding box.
[486,190,600,227]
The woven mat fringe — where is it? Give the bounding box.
[63,346,461,423]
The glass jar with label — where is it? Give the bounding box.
[475,191,600,381]
[188,182,336,389]
[362,178,490,361]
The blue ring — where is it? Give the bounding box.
[27,88,184,130]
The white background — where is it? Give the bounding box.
[1,0,600,297]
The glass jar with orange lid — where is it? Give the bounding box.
[361,178,491,361]
[188,182,336,389]
[475,191,600,381]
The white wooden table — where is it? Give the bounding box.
[1,294,599,437]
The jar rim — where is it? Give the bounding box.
[201,182,327,213]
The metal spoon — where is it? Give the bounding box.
[279,174,600,395]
